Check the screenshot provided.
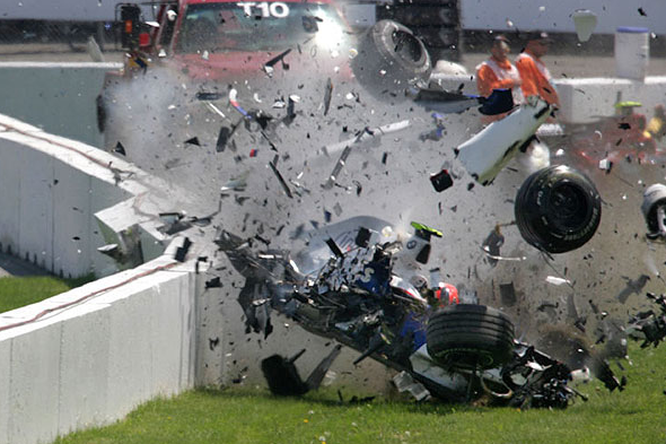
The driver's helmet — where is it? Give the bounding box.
[434,283,459,305]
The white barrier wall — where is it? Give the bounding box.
[0,119,123,277]
[430,74,666,125]
[0,115,203,444]
[0,63,122,148]
[0,257,196,444]
[0,114,199,278]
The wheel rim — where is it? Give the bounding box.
[548,181,590,232]
[391,30,423,63]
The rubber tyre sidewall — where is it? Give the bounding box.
[426,304,515,370]
[515,165,601,254]
[351,20,431,101]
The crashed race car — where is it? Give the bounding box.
[215,215,616,408]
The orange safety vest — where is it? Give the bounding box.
[515,52,560,107]
[475,57,524,105]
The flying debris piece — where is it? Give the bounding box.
[638,7,647,16]
[598,158,613,173]
[546,276,571,286]
[272,99,286,109]
[322,145,352,190]
[261,345,342,396]
[205,277,222,288]
[174,237,192,262]
[353,180,363,196]
[251,111,273,130]
[216,126,231,152]
[269,158,294,198]
[355,227,371,247]
[480,249,526,262]
[626,292,666,348]
[481,226,504,266]
[184,137,201,146]
[190,208,219,227]
[413,88,513,116]
[221,171,249,192]
[264,48,292,71]
[381,152,388,165]
[411,221,443,239]
[393,371,431,401]
[325,238,344,257]
[420,113,446,141]
[455,97,551,185]
[287,96,297,121]
[572,9,597,42]
[302,14,322,33]
[114,141,126,156]
[430,169,454,192]
[196,91,224,101]
[322,121,409,157]
[323,78,333,115]
[158,212,192,235]
[206,102,227,119]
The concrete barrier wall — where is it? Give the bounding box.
[0,114,199,278]
[0,121,123,278]
[0,115,203,444]
[0,257,196,444]
[430,74,666,124]
[0,62,121,148]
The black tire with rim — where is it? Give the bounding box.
[351,20,431,101]
[515,165,601,254]
[426,304,515,370]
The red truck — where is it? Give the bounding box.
[97,0,432,140]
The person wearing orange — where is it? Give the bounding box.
[515,32,560,108]
[476,35,523,102]
[475,35,523,123]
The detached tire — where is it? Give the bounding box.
[351,20,431,101]
[426,304,515,370]
[515,165,601,254]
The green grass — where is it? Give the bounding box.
[0,274,95,313]
[54,344,666,444]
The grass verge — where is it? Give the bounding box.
[54,344,666,444]
[0,274,95,313]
